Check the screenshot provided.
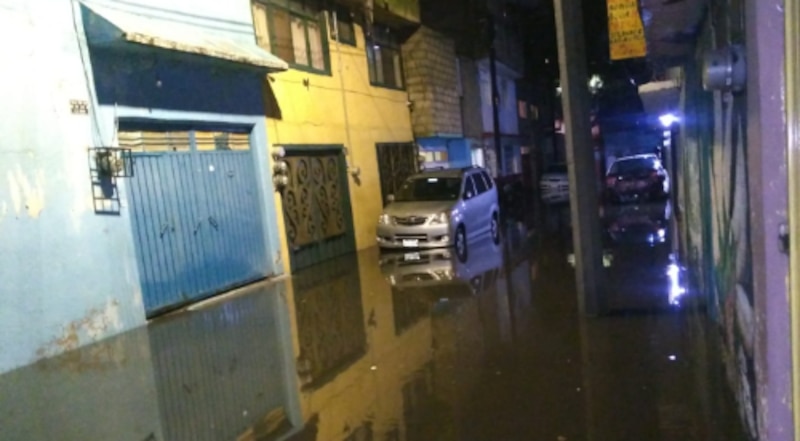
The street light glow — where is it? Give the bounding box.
[659,113,679,127]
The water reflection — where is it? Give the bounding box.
[0,213,743,440]
[379,239,504,297]
[0,283,300,441]
[292,255,366,391]
[601,201,691,313]
[604,201,671,247]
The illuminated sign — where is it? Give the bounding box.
[607,0,647,60]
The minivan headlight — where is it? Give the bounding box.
[430,212,450,225]
[378,214,391,225]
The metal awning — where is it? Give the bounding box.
[81,3,288,71]
[638,79,681,116]
[640,0,707,65]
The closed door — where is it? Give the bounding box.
[121,128,272,317]
[280,148,355,271]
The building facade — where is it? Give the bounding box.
[638,0,796,438]
[251,0,419,272]
[401,26,471,170]
[0,0,291,373]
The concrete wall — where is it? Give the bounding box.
[478,60,520,136]
[0,0,279,374]
[675,0,794,437]
[745,0,793,438]
[459,57,484,140]
[0,0,143,375]
[255,11,414,273]
[402,26,463,138]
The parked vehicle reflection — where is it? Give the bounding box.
[603,200,672,247]
[602,200,690,312]
[379,238,505,297]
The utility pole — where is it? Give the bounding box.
[553,0,605,316]
[487,14,503,176]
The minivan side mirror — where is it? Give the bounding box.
[464,191,474,200]
[387,194,395,203]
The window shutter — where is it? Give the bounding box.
[252,3,271,49]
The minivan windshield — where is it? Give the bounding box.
[395,176,462,202]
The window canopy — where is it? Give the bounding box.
[81,2,289,72]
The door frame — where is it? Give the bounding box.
[787,0,800,437]
[278,144,356,272]
[108,109,283,317]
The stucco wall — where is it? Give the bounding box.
[0,0,144,375]
[745,0,793,438]
[259,16,414,273]
[0,0,279,374]
[676,0,794,438]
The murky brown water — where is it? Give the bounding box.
[0,202,746,441]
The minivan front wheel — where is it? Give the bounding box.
[455,225,468,262]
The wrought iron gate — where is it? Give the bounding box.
[376,142,418,205]
[281,147,355,271]
[122,128,272,317]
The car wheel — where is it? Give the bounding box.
[490,213,501,244]
[455,225,468,262]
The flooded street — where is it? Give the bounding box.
[0,203,746,441]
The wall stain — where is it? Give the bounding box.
[5,166,45,218]
[34,299,124,367]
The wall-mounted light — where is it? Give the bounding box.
[271,147,289,191]
[270,146,286,160]
[272,175,289,189]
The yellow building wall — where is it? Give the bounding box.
[283,250,434,439]
[259,15,414,274]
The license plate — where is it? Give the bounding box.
[402,239,419,248]
[404,252,421,261]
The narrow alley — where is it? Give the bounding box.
[0,206,747,440]
[1,0,798,439]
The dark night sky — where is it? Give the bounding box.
[519,0,649,117]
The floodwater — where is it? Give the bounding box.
[0,201,747,441]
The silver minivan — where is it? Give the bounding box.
[376,166,501,260]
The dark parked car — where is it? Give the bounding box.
[605,154,670,203]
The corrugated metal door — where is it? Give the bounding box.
[121,129,271,317]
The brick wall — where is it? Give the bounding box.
[402,26,463,137]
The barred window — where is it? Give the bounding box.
[366,25,404,89]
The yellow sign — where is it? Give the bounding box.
[607,0,647,60]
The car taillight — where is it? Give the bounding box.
[649,171,659,180]
[605,177,616,187]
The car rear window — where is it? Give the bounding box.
[608,158,657,175]
[547,164,568,174]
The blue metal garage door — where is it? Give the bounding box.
[120,128,271,317]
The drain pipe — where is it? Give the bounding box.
[329,10,360,181]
